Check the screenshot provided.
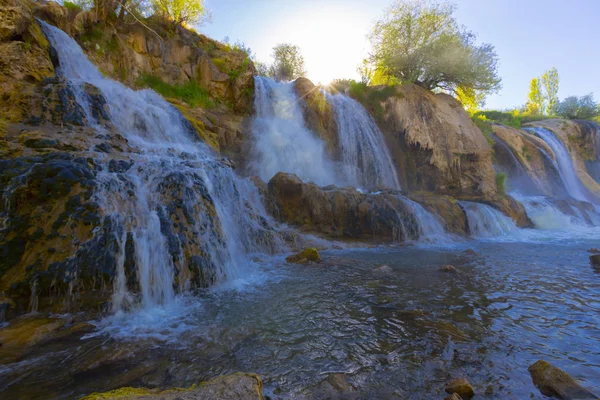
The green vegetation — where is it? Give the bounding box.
[496,172,507,196]
[80,27,104,44]
[136,74,214,108]
[556,94,599,120]
[333,80,398,119]
[63,1,82,11]
[150,0,207,27]
[470,114,495,147]
[369,0,501,104]
[269,43,307,81]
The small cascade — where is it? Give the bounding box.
[491,133,542,194]
[526,127,593,202]
[459,201,518,238]
[513,194,600,230]
[251,76,339,186]
[328,93,400,189]
[401,197,447,240]
[40,21,284,312]
[583,121,600,183]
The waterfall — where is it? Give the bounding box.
[401,197,446,240]
[250,76,339,186]
[513,194,600,230]
[491,133,543,195]
[459,201,518,238]
[328,93,400,189]
[39,21,284,311]
[525,127,593,203]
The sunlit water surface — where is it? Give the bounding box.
[1,239,600,399]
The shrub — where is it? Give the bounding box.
[63,1,82,11]
[471,114,495,147]
[136,74,214,108]
[556,94,599,120]
[496,172,507,196]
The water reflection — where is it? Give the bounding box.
[1,241,599,399]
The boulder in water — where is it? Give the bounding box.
[444,394,463,400]
[528,360,598,399]
[461,249,478,257]
[286,248,321,264]
[81,372,265,400]
[373,264,393,274]
[590,255,600,266]
[439,265,458,273]
[588,248,600,254]
[444,378,474,399]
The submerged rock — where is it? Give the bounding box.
[285,248,320,264]
[439,265,458,273]
[444,394,463,400]
[81,372,264,400]
[528,360,599,399]
[444,378,474,400]
[461,249,477,257]
[373,264,393,274]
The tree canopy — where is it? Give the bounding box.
[556,94,599,120]
[151,0,206,27]
[525,67,559,116]
[369,0,501,100]
[269,43,307,82]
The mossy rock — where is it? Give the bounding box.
[285,248,320,264]
[528,359,599,399]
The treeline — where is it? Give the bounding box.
[62,0,207,28]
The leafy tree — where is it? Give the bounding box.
[270,43,307,81]
[151,0,206,27]
[525,77,543,115]
[357,59,373,85]
[369,0,501,99]
[456,86,485,113]
[556,94,599,120]
[541,67,559,115]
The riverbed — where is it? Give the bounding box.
[1,237,599,399]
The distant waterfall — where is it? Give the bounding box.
[459,201,518,238]
[526,127,593,202]
[251,77,339,186]
[40,21,283,311]
[328,93,400,189]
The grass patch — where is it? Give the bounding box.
[344,80,397,119]
[80,27,104,44]
[471,114,495,147]
[63,1,82,11]
[496,172,507,196]
[137,74,214,108]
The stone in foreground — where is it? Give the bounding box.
[445,378,474,399]
[81,372,264,400]
[590,254,600,266]
[528,360,598,399]
[285,248,321,264]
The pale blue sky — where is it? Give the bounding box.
[199,0,599,110]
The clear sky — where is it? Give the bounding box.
[199,0,599,110]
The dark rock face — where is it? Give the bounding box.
[266,172,421,242]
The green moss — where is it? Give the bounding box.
[173,104,219,150]
[81,27,104,44]
[496,172,507,197]
[212,57,228,73]
[63,1,82,11]
[471,114,495,147]
[137,74,214,109]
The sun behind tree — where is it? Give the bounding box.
[368,0,501,106]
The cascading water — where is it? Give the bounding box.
[327,93,400,189]
[459,201,518,238]
[525,127,593,203]
[401,197,446,240]
[251,76,339,186]
[39,21,284,311]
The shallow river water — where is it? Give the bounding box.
[1,236,600,399]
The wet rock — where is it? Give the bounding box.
[286,248,320,264]
[439,265,458,273]
[306,373,358,400]
[444,394,463,400]
[0,316,66,348]
[373,264,393,274]
[528,359,599,399]
[461,249,477,257]
[445,378,474,400]
[588,248,600,254]
[590,255,600,266]
[267,172,421,242]
[331,244,343,250]
[81,372,265,399]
